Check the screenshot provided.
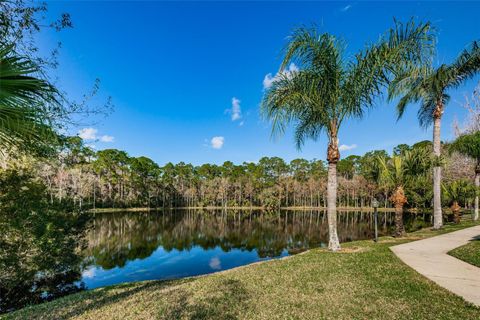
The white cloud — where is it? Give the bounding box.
[210,136,224,149]
[78,127,114,143]
[341,4,352,12]
[226,98,245,125]
[209,257,222,270]
[229,97,242,121]
[339,144,358,151]
[100,135,114,143]
[78,128,98,140]
[82,267,96,279]
[263,63,299,89]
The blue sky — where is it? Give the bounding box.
[41,1,480,165]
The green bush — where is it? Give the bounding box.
[0,169,90,313]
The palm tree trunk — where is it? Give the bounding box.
[391,186,407,237]
[452,201,461,224]
[326,138,340,251]
[327,162,340,251]
[432,110,443,229]
[475,162,479,221]
[394,205,405,237]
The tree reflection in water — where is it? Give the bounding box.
[82,209,430,288]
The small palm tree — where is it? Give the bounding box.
[262,20,433,250]
[442,180,475,223]
[0,44,59,156]
[449,131,480,220]
[389,41,480,229]
[379,155,408,236]
[378,148,431,236]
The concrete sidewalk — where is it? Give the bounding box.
[391,225,480,307]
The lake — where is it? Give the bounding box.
[80,209,431,289]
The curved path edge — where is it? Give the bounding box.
[390,225,480,307]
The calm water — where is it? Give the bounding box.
[80,209,431,289]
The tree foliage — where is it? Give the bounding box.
[449,131,480,165]
[1,138,470,211]
[0,169,89,313]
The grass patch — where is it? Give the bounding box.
[449,238,480,268]
[4,221,480,320]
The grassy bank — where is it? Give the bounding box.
[449,239,480,268]
[5,221,480,320]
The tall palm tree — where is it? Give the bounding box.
[262,20,434,251]
[378,148,431,236]
[449,131,480,220]
[0,44,59,156]
[389,41,480,229]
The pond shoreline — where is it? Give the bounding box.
[89,206,401,213]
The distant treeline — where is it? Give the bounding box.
[7,137,475,211]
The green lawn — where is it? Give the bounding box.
[449,238,480,268]
[4,221,480,320]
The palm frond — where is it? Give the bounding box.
[281,27,344,73]
[342,19,434,122]
[261,69,332,148]
[447,40,480,89]
[0,44,60,153]
[442,179,476,204]
[378,148,431,190]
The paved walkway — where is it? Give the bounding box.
[391,225,480,306]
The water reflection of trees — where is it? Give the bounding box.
[84,209,430,270]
